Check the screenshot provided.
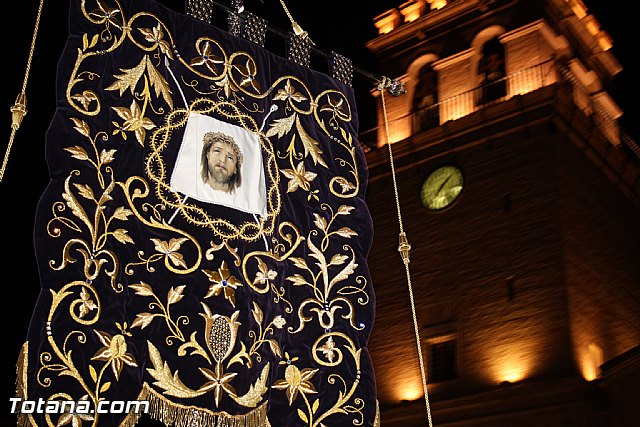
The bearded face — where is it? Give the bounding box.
[204,140,239,191]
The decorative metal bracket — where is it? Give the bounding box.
[377,76,406,97]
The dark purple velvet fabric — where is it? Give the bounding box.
[20,1,377,425]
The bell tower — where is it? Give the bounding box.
[363,0,640,425]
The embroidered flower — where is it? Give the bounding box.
[272,315,286,329]
[91,331,138,380]
[151,237,188,269]
[190,41,224,75]
[319,96,349,120]
[272,361,318,406]
[111,100,156,146]
[317,336,337,363]
[281,161,317,193]
[55,395,94,426]
[201,309,241,364]
[253,258,277,286]
[203,261,243,307]
[78,288,97,319]
[273,79,307,105]
[88,0,122,29]
[139,24,173,59]
[199,363,238,407]
[236,59,261,93]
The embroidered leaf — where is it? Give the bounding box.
[145,56,174,109]
[147,341,202,398]
[329,255,358,289]
[71,91,99,110]
[340,125,349,142]
[130,282,154,296]
[177,332,211,364]
[151,237,188,254]
[99,382,111,393]
[289,257,308,270]
[113,229,134,244]
[112,106,131,121]
[265,114,296,139]
[227,342,251,368]
[97,180,115,206]
[73,183,95,201]
[62,182,93,233]
[164,251,187,269]
[312,398,319,414]
[64,146,90,161]
[167,285,185,305]
[112,206,133,221]
[231,363,270,408]
[313,213,328,232]
[251,301,263,324]
[329,254,348,266]
[99,149,116,165]
[70,117,90,137]
[201,302,213,317]
[131,312,155,329]
[335,226,358,238]
[106,57,146,96]
[307,236,327,269]
[335,177,356,193]
[82,33,99,51]
[93,330,112,347]
[336,205,355,216]
[286,273,308,286]
[297,409,308,423]
[89,365,98,383]
[295,116,327,168]
[139,27,154,40]
[268,339,281,358]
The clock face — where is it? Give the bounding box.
[420,165,464,210]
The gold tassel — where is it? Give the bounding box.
[278,0,315,45]
[2,0,44,183]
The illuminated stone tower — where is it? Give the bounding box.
[362,0,640,425]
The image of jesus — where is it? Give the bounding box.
[200,131,243,193]
[170,113,267,216]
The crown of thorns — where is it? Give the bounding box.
[204,131,244,166]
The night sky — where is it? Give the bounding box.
[1,0,636,420]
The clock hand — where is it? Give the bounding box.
[435,176,451,196]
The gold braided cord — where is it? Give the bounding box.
[378,78,433,427]
[277,0,314,44]
[1,0,45,183]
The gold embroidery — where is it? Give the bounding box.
[231,364,270,408]
[129,281,187,344]
[287,203,367,334]
[273,333,365,426]
[24,0,374,425]
[145,100,280,242]
[228,302,286,367]
[203,260,243,308]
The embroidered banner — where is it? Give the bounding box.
[16,1,378,426]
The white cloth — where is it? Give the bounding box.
[170,113,267,216]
